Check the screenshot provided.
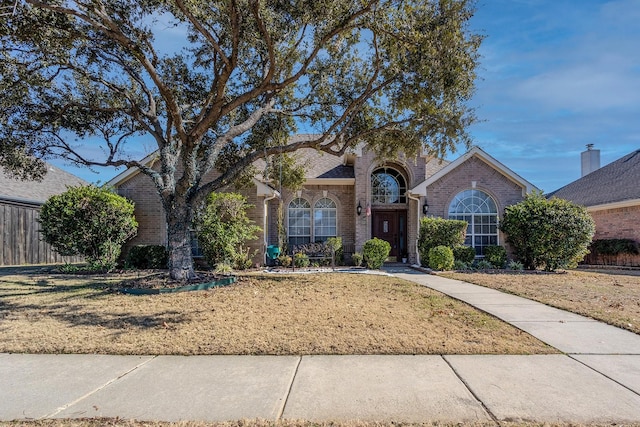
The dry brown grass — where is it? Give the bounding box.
[0,269,553,355]
[442,268,640,334]
[2,418,638,427]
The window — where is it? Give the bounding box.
[314,198,337,242]
[448,189,498,257]
[288,197,338,247]
[371,168,406,204]
[288,197,311,246]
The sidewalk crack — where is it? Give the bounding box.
[42,355,157,419]
[276,355,302,420]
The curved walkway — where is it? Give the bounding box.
[1,267,640,424]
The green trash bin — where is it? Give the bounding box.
[266,245,281,265]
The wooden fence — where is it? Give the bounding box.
[0,199,83,266]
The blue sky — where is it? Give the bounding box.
[52,0,640,193]
[460,0,640,192]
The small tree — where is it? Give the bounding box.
[39,185,138,271]
[418,217,467,266]
[363,238,391,269]
[195,192,261,269]
[500,192,595,271]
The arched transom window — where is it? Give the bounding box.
[448,189,498,257]
[371,168,406,204]
[288,197,337,247]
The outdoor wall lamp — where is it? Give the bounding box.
[357,201,362,216]
[422,202,429,215]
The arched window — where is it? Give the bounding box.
[448,189,498,257]
[371,168,407,204]
[314,198,337,242]
[288,198,311,246]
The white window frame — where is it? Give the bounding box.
[448,189,499,257]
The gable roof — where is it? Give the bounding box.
[0,163,87,205]
[548,149,640,208]
[410,146,538,195]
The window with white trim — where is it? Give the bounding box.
[371,168,407,204]
[448,189,498,257]
[313,198,337,242]
[288,197,338,247]
[288,197,311,247]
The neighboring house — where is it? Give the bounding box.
[0,163,86,266]
[109,144,537,266]
[549,146,640,267]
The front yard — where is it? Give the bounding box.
[0,268,553,355]
[442,268,640,335]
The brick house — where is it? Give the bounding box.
[110,145,537,266]
[549,147,640,266]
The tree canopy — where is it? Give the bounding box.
[1,0,481,279]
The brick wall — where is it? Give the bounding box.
[425,156,527,251]
[585,205,640,266]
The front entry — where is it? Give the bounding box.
[372,210,407,260]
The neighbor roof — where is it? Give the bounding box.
[0,163,87,205]
[549,149,640,207]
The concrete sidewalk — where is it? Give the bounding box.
[1,268,640,424]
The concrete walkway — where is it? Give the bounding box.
[2,267,640,424]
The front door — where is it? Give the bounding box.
[372,210,407,259]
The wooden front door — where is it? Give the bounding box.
[372,210,407,259]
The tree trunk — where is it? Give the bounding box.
[166,203,197,281]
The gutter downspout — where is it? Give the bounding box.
[407,192,422,267]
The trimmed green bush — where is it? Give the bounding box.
[428,245,454,271]
[39,185,138,272]
[453,245,476,264]
[483,245,507,269]
[125,245,168,269]
[418,217,467,267]
[500,191,595,271]
[363,238,391,269]
[293,251,310,268]
[590,239,639,256]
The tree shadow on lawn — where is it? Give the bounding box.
[0,276,118,299]
[0,297,191,330]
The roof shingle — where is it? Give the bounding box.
[0,163,87,205]
[549,149,640,206]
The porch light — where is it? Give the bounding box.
[357,201,362,216]
[422,201,429,215]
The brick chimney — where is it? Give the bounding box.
[581,144,600,177]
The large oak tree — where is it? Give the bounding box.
[0,0,481,279]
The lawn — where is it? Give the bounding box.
[0,268,553,355]
[442,268,640,335]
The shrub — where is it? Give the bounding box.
[234,246,256,270]
[195,192,261,268]
[500,191,595,271]
[418,217,467,267]
[428,245,454,271]
[474,259,493,270]
[125,245,168,269]
[453,260,471,271]
[483,245,507,269]
[325,237,343,266]
[507,260,524,271]
[293,251,310,268]
[277,254,292,267]
[351,252,363,267]
[363,238,391,269]
[453,245,476,264]
[39,185,138,272]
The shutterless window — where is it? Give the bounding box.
[371,168,406,204]
[288,197,311,247]
[448,189,498,257]
[313,198,337,242]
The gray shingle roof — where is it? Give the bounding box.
[0,163,87,205]
[549,149,640,206]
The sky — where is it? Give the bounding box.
[51,0,640,193]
